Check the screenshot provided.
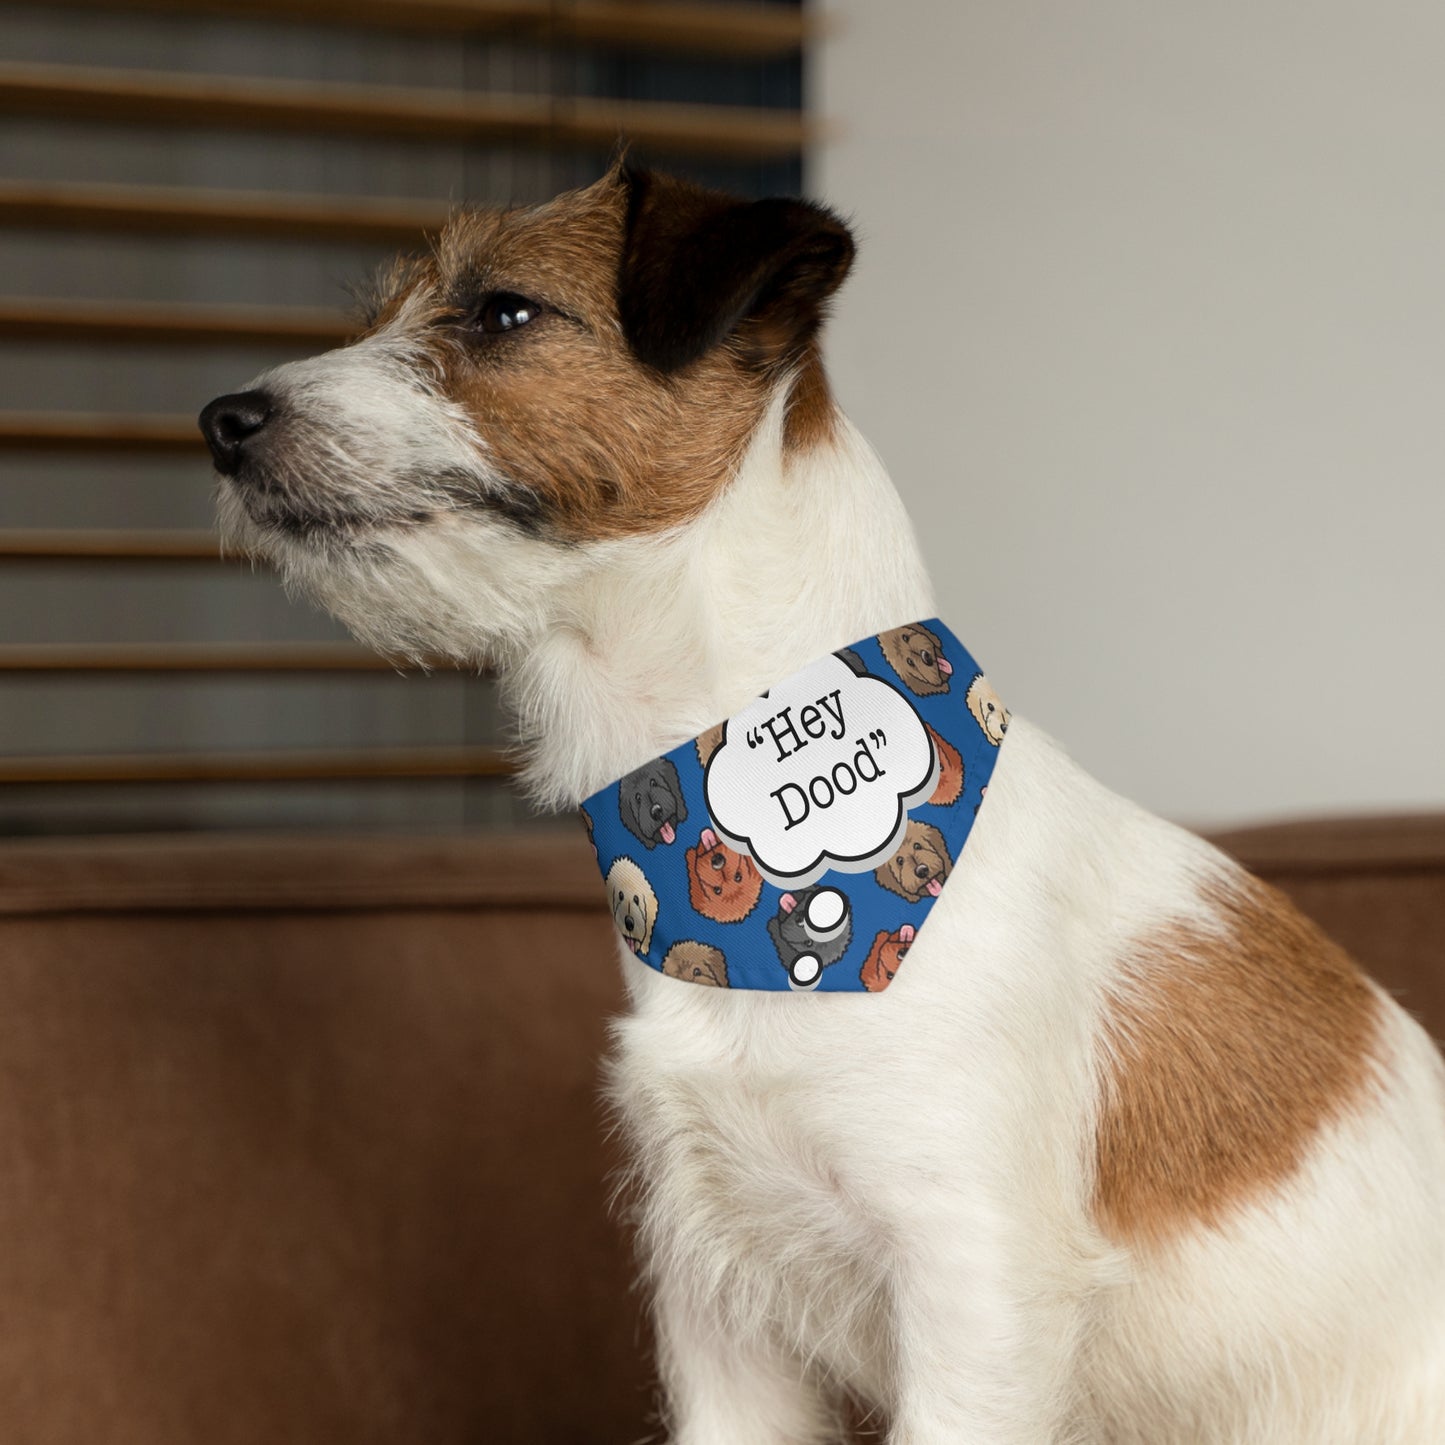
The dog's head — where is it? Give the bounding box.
[685,826,763,923]
[661,940,730,988]
[965,673,1010,745]
[875,819,953,903]
[860,924,915,992]
[618,757,687,849]
[605,855,657,958]
[926,725,965,807]
[877,623,953,696]
[199,166,854,666]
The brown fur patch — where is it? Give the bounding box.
[1094,874,1382,1247]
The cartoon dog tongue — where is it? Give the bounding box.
[926,877,943,897]
[660,822,676,845]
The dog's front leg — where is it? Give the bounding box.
[883,1201,1092,1445]
[653,1272,842,1445]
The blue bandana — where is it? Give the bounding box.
[581,621,1007,992]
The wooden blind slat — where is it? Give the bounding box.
[28,0,811,58]
[0,644,411,673]
[0,529,225,561]
[0,746,513,784]
[0,62,813,161]
[0,413,203,451]
[0,180,448,244]
[0,297,352,348]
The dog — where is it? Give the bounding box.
[878,621,954,696]
[618,757,687,848]
[685,826,763,924]
[604,855,657,959]
[965,672,1010,745]
[860,924,916,993]
[874,818,954,903]
[925,725,965,807]
[662,940,730,989]
[202,163,1445,1443]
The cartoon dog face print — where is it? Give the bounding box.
[875,819,953,903]
[662,940,730,988]
[605,856,658,958]
[695,722,725,769]
[877,622,953,696]
[926,725,965,807]
[617,757,688,849]
[860,924,916,992]
[965,672,1009,745]
[685,827,763,924]
[766,884,852,989]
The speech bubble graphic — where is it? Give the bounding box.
[704,652,938,888]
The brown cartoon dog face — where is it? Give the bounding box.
[878,622,953,695]
[685,827,763,923]
[875,819,953,903]
[662,940,730,988]
[605,856,657,957]
[927,725,964,807]
[695,721,726,769]
[860,924,915,992]
[965,673,1009,745]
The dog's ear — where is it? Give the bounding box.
[618,165,855,375]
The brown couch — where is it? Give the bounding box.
[0,818,1441,1444]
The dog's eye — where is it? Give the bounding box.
[472,291,542,335]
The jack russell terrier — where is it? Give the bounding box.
[200,164,1445,1444]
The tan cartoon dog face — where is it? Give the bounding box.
[878,622,953,695]
[926,725,965,807]
[685,827,764,924]
[662,940,730,988]
[605,856,657,958]
[875,819,954,903]
[860,924,915,992]
[965,672,1009,745]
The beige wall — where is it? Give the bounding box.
[814,1,1445,827]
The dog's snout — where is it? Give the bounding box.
[199,390,274,475]
[914,863,932,880]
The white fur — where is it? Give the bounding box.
[221,348,1445,1443]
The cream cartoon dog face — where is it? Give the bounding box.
[605,855,658,958]
[965,673,1010,745]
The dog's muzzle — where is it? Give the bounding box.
[199,390,274,476]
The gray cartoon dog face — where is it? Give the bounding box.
[766,885,852,990]
[618,757,688,849]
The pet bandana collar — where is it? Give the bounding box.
[581,620,1007,993]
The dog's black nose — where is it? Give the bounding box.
[199,390,273,475]
[649,803,664,821]
[914,864,932,880]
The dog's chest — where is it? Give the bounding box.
[611,989,899,1387]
